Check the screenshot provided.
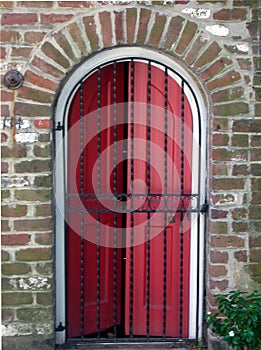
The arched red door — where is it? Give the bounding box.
[66,60,193,339]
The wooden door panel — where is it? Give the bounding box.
[67,64,125,338]
[125,62,192,337]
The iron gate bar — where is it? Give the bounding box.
[80,82,85,339]
[97,67,101,338]
[146,61,152,338]
[179,79,185,338]
[113,61,117,338]
[129,59,135,338]
[163,65,168,338]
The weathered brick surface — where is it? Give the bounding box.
[1,2,259,349]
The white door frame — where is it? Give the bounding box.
[54,47,208,345]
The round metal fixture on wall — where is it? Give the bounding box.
[3,70,24,89]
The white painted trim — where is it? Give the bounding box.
[55,47,207,344]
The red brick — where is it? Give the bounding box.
[17,86,53,104]
[251,135,261,147]
[163,16,184,50]
[54,32,77,62]
[148,13,166,47]
[206,71,241,91]
[211,209,228,219]
[40,13,73,24]
[211,235,245,248]
[24,70,58,91]
[185,35,208,65]
[2,13,38,25]
[34,119,51,129]
[209,221,228,234]
[2,234,30,246]
[211,86,244,103]
[0,1,14,8]
[126,8,137,44]
[58,1,92,7]
[194,42,222,70]
[211,178,245,190]
[231,134,248,147]
[251,192,261,205]
[35,204,52,217]
[1,220,10,231]
[210,250,229,263]
[1,105,10,117]
[1,90,14,102]
[14,218,51,232]
[212,148,247,162]
[251,178,261,191]
[250,249,261,262]
[232,119,261,133]
[1,132,8,143]
[83,16,99,52]
[209,279,228,292]
[17,1,54,7]
[16,248,52,261]
[35,233,52,245]
[232,164,249,176]
[214,8,247,21]
[232,222,248,233]
[99,12,113,47]
[232,207,247,220]
[1,161,9,173]
[1,205,27,217]
[115,11,124,44]
[0,47,6,59]
[15,102,51,118]
[251,150,261,161]
[41,42,70,69]
[137,8,151,44]
[234,250,247,262]
[209,264,227,278]
[201,58,233,81]
[237,58,252,71]
[24,31,46,45]
[212,118,229,131]
[67,22,88,56]
[214,102,249,116]
[11,47,33,58]
[211,164,228,176]
[212,134,229,146]
[32,56,64,79]
[175,21,198,56]
[0,29,21,42]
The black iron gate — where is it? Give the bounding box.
[60,57,205,343]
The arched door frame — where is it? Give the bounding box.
[54,47,208,345]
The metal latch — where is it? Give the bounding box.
[55,322,66,332]
[55,122,64,131]
[200,201,209,213]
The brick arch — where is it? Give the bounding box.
[14,6,247,121]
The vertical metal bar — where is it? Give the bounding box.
[163,67,168,338]
[113,61,117,339]
[146,61,151,338]
[129,59,135,338]
[179,79,185,337]
[97,67,101,338]
[80,82,85,339]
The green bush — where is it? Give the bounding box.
[206,290,261,350]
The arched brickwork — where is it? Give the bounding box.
[1,2,259,350]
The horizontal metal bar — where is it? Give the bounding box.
[67,193,199,197]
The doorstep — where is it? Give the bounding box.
[56,342,203,349]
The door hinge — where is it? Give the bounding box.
[200,201,209,213]
[55,322,66,332]
[55,122,64,131]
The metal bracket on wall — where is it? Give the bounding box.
[200,201,209,214]
[55,122,64,131]
[55,322,66,332]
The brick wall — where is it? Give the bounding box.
[1,1,260,349]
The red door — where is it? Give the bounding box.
[66,61,193,338]
[124,62,192,337]
[67,64,125,337]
